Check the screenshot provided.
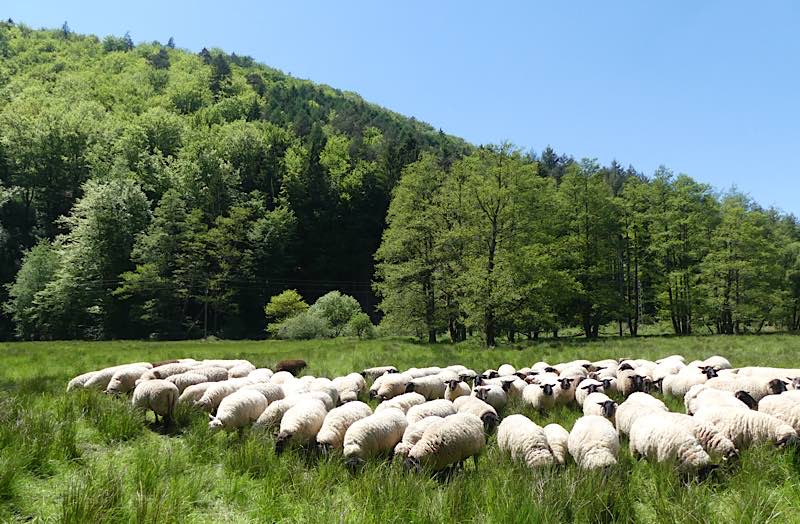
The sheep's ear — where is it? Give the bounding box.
[208,413,214,420]
[597,402,605,406]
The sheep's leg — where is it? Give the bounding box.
[473,454,479,470]
[153,412,160,425]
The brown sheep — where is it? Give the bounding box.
[275,359,307,376]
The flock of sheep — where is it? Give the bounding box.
[66,354,800,476]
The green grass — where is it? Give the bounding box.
[1,335,800,523]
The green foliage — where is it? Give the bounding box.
[271,309,331,340]
[265,289,308,335]
[4,241,59,339]
[345,312,375,339]
[308,290,364,336]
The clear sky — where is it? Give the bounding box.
[6,1,800,215]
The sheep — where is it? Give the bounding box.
[693,407,798,449]
[543,424,570,465]
[67,371,99,392]
[661,412,738,461]
[309,379,340,407]
[361,366,398,381]
[343,408,408,469]
[208,389,269,432]
[702,355,732,370]
[406,413,486,472]
[498,364,516,376]
[83,362,153,390]
[522,381,556,412]
[178,382,213,405]
[704,375,787,402]
[445,364,468,373]
[105,365,151,394]
[499,377,526,399]
[582,392,617,421]
[254,397,304,430]
[269,371,296,385]
[575,379,604,407]
[316,401,373,453]
[394,416,446,458]
[227,362,257,378]
[194,378,251,413]
[131,379,179,424]
[617,365,650,397]
[373,373,412,401]
[406,367,444,379]
[192,366,230,382]
[246,368,274,382]
[405,374,448,400]
[406,399,457,425]
[332,373,367,403]
[615,393,668,437]
[684,384,753,415]
[199,359,252,370]
[139,363,197,381]
[240,382,285,404]
[274,359,307,376]
[567,416,620,470]
[453,396,499,434]
[480,369,500,380]
[375,392,426,414]
[275,398,328,454]
[758,391,800,433]
[662,367,714,397]
[497,415,555,469]
[472,384,507,412]
[166,372,209,394]
[629,413,713,473]
[444,379,471,402]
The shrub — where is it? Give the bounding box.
[272,310,331,340]
[345,312,375,339]
[265,289,309,336]
[308,291,362,336]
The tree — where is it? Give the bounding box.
[166,36,175,49]
[308,291,363,337]
[265,290,308,327]
[4,241,59,339]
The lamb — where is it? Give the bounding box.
[582,392,617,422]
[575,379,604,407]
[453,396,499,434]
[704,375,788,402]
[629,413,713,473]
[522,381,556,412]
[166,372,209,394]
[361,366,398,381]
[394,416,446,458]
[131,379,179,423]
[105,365,152,394]
[405,374,448,400]
[693,407,798,449]
[240,382,285,404]
[472,384,507,412]
[567,415,620,470]
[227,362,257,378]
[497,415,555,469]
[208,389,269,432]
[543,424,570,466]
[178,382,213,405]
[343,407,408,468]
[758,391,800,433]
[275,359,307,376]
[316,401,373,453]
[194,378,251,413]
[373,373,412,401]
[406,399,457,425]
[615,393,668,437]
[444,379,471,402]
[405,413,486,471]
[66,371,99,392]
[332,373,367,403]
[374,392,426,414]
[275,398,328,453]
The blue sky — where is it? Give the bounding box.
[6,1,800,215]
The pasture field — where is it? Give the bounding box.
[2,335,800,523]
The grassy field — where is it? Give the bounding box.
[2,335,800,523]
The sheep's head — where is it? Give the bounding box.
[404,456,423,473]
[776,433,799,449]
[791,377,800,390]
[386,369,399,374]
[500,379,515,392]
[473,387,489,401]
[652,378,664,393]
[317,441,333,457]
[405,383,417,393]
[207,414,223,431]
[446,379,461,390]
[541,383,554,396]
[768,379,789,394]
[601,378,613,390]
[700,366,718,379]
[481,412,499,434]
[275,431,291,454]
[618,363,634,372]
[544,367,558,374]
[514,372,528,380]
[345,456,365,472]
[558,378,574,391]
[598,400,617,418]
[582,382,601,394]
[734,390,758,410]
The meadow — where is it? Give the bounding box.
[2,335,800,523]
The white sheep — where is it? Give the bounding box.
[702,355,732,370]
[227,362,257,378]
[241,382,285,404]
[406,367,444,379]
[684,384,753,415]
[567,415,620,470]
[453,396,499,434]
[66,371,99,392]
[758,391,800,433]
[361,366,398,381]
[498,364,517,376]
[543,424,570,465]
[394,416,446,458]
[615,393,668,437]
[694,407,798,449]
[246,368,274,382]
[208,389,269,432]
[332,373,367,403]
[316,401,373,452]
[139,363,197,381]
[582,392,617,422]
[270,371,297,385]
[106,365,151,394]
[254,397,303,430]
[275,398,328,453]
[178,382,213,405]
[405,374,448,400]
[375,392,426,414]
[194,378,251,413]
[704,375,788,402]
[472,384,507,412]
[343,407,408,468]
[406,413,486,471]
[444,379,471,402]
[497,414,555,469]
[166,372,209,394]
[522,381,556,412]
[131,379,179,423]
[406,399,457,425]
[661,412,738,461]
[199,359,252,370]
[84,362,153,390]
[629,413,713,473]
[575,379,604,407]
[662,367,712,397]
[373,373,412,401]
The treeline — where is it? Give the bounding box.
[375,146,800,343]
[0,23,467,340]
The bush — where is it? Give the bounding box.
[345,312,375,339]
[272,311,331,340]
[308,291,362,336]
[265,289,309,336]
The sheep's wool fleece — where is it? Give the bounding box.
[408,413,485,470]
[568,416,619,469]
[543,424,570,465]
[497,415,555,468]
[343,408,408,460]
[629,414,710,471]
[317,401,373,449]
[131,379,178,417]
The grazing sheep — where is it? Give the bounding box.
[693,407,798,449]
[406,367,444,379]
[444,379,471,402]
[343,408,408,469]
[275,398,328,453]
[178,382,213,405]
[195,378,251,413]
[254,397,303,430]
[684,384,753,415]
[615,393,668,437]
[405,374,448,400]
[67,371,99,392]
[270,371,297,385]
[139,363,197,381]
[131,379,179,424]
[662,367,714,398]
[406,399,457,425]
[106,365,151,394]
[661,412,738,461]
[166,372,209,394]
[394,416,446,458]
[275,359,307,376]
[192,366,230,383]
[568,416,620,470]
[522,381,556,412]
[575,379,604,407]
[84,363,153,391]
[543,424,570,465]
[332,373,367,403]
[582,392,617,422]
[629,414,713,473]
[246,368,274,382]
[199,359,253,370]
[497,415,555,469]
[472,384,507,412]
[704,376,788,402]
[758,391,800,433]
[375,392,426,414]
[453,396,499,434]
[227,362,257,378]
[241,382,285,404]
[374,373,412,401]
[361,366,398,381]
[209,389,269,432]
[702,356,732,371]
[406,413,486,472]
[316,401,373,452]
[309,379,341,407]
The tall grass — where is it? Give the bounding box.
[1,335,799,522]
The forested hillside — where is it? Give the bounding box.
[1,23,798,342]
[0,22,468,340]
